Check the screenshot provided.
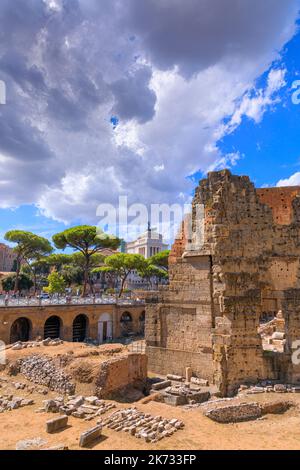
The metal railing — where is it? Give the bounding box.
[0,294,145,308]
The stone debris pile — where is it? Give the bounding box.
[162,384,210,406]
[42,338,64,347]
[99,408,184,443]
[16,438,47,451]
[14,381,26,390]
[205,402,262,423]
[150,374,212,406]
[184,396,236,411]
[239,383,300,395]
[41,395,116,420]
[11,339,63,351]
[0,394,34,413]
[16,437,69,451]
[0,377,48,395]
[18,355,75,395]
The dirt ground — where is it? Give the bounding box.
[1,373,300,450]
[3,342,131,397]
[2,342,300,450]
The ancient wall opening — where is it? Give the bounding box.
[72,314,89,342]
[98,312,113,343]
[120,312,133,336]
[139,311,145,335]
[10,317,32,343]
[44,316,62,339]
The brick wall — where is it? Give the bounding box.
[146,170,300,396]
[95,353,148,397]
[257,187,300,225]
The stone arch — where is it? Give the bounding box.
[10,317,32,344]
[120,311,133,336]
[73,314,89,342]
[44,316,62,339]
[98,312,113,344]
[139,310,145,335]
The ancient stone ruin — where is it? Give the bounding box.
[146,170,300,396]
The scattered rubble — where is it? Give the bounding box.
[14,382,26,390]
[149,376,211,407]
[204,400,294,423]
[0,394,34,413]
[99,408,184,443]
[274,384,287,393]
[16,438,47,451]
[238,383,299,395]
[40,395,116,420]
[191,377,209,387]
[19,355,75,395]
[162,384,210,406]
[205,403,262,423]
[11,339,63,351]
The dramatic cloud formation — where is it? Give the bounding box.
[224,68,287,134]
[0,0,299,222]
[121,0,299,77]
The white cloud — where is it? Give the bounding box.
[277,172,300,187]
[225,68,287,133]
[0,0,298,224]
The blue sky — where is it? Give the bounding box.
[217,26,300,188]
[0,1,300,245]
[0,205,72,245]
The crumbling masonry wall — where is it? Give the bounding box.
[146,170,300,395]
[95,353,148,398]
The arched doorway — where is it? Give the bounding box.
[44,316,62,339]
[10,318,31,343]
[73,314,88,342]
[120,311,133,336]
[98,313,113,344]
[139,311,145,336]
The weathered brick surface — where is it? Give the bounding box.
[257,187,300,225]
[95,353,148,398]
[146,170,300,396]
[147,346,213,381]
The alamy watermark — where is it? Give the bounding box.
[96,196,205,249]
[0,80,6,105]
[292,79,300,105]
